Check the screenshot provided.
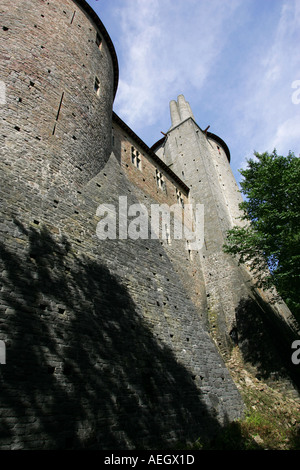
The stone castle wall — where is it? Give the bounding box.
[0,0,299,451]
[157,97,300,393]
[159,114,254,351]
[0,0,245,450]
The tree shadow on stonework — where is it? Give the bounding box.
[234,293,300,392]
[0,221,226,450]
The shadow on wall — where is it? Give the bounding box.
[234,294,300,393]
[1,221,226,450]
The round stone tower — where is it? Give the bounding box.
[1,0,118,200]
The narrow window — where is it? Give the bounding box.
[166,230,171,245]
[136,154,141,169]
[156,169,162,188]
[131,146,136,165]
[94,76,100,96]
[131,146,142,170]
[96,32,102,49]
[156,169,165,191]
[112,129,115,146]
[186,241,193,260]
[176,189,184,207]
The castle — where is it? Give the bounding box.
[0,0,299,450]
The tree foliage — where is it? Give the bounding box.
[223,150,300,318]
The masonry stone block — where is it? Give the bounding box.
[0,0,299,451]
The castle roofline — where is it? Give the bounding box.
[112,112,190,194]
[150,136,166,153]
[151,119,231,163]
[206,131,231,163]
[74,0,119,98]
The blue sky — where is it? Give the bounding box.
[86,0,300,185]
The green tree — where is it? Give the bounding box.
[223,150,300,319]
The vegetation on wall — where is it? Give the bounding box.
[184,347,300,450]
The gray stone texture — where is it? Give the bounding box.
[0,0,299,451]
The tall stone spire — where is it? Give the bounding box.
[169,94,195,129]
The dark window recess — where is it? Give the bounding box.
[156,169,166,191]
[94,77,100,96]
[176,189,184,208]
[96,32,102,48]
[131,146,142,170]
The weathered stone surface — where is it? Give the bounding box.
[0,0,299,451]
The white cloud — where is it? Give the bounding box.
[89,0,299,175]
[226,0,300,169]
[113,0,242,132]
[271,115,300,155]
